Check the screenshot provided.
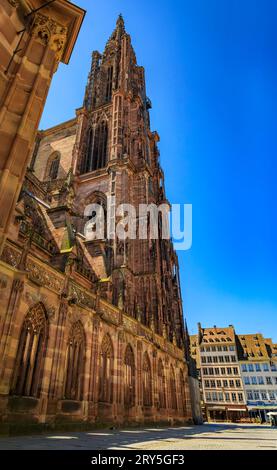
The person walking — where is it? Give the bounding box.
[269,414,275,427]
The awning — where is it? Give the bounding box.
[207,406,226,411]
[227,408,248,412]
[248,406,277,410]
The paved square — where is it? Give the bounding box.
[0,423,276,450]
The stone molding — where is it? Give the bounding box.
[26,259,64,293]
[1,245,21,268]
[31,13,68,61]
[7,2,68,61]
[1,243,184,360]
[8,0,20,6]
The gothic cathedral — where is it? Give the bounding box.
[0,16,193,430]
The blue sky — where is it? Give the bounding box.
[40,0,277,341]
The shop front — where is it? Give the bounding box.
[207,405,248,423]
[247,403,277,423]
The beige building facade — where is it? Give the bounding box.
[191,324,248,422]
[238,334,277,422]
[191,324,277,423]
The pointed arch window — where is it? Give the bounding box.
[179,369,187,415]
[46,152,60,180]
[93,121,108,170]
[11,303,48,398]
[124,344,135,408]
[64,321,85,401]
[105,66,113,102]
[82,128,94,174]
[82,122,108,174]
[99,334,114,403]
[170,366,177,410]
[142,352,152,407]
[157,359,166,409]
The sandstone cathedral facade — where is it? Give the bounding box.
[0,16,193,431]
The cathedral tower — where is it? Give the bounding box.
[71,15,186,347]
[0,16,193,429]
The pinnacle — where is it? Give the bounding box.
[117,13,125,28]
[116,13,125,35]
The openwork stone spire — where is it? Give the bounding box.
[104,13,126,50]
[116,13,125,36]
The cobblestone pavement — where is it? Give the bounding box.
[0,423,276,450]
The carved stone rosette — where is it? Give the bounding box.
[1,245,21,268]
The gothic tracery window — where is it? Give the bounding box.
[124,344,135,407]
[46,152,60,180]
[105,66,113,102]
[82,121,108,174]
[157,359,166,409]
[170,365,178,410]
[98,334,114,403]
[142,352,152,407]
[93,121,108,170]
[64,321,85,401]
[82,127,94,174]
[11,303,48,398]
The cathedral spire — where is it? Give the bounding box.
[116,13,125,34]
[83,50,101,110]
[104,14,126,49]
